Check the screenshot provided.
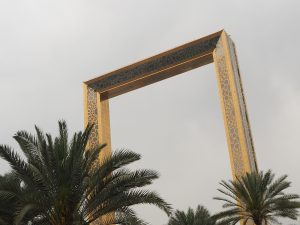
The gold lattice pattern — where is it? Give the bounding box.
[215,40,245,175]
[87,86,99,150]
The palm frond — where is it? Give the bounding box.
[214,170,300,225]
[0,121,171,225]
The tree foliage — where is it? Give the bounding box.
[213,170,300,225]
[168,205,215,225]
[0,121,171,225]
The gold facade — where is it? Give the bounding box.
[83,30,257,184]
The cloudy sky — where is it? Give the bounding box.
[1,1,300,224]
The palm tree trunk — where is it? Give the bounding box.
[253,219,262,225]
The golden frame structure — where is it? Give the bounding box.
[83,30,258,178]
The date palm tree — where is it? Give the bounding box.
[213,170,300,225]
[0,172,41,225]
[0,121,172,225]
[0,173,19,225]
[168,205,215,225]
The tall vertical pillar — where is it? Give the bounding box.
[83,84,112,158]
[213,32,257,177]
[83,84,113,225]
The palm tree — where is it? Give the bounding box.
[168,205,215,225]
[0,173,19,225]
[0,172,39,225]
[0,121,172,225]
[213,170,300,225]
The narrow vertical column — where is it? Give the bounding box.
[213,31,257,177]
[83,83,112,156]
[83,83,100,150]
[83,84,113,225]
[97,93,112,160]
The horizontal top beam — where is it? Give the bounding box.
[85,30,223,98]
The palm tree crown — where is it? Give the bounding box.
[213,170,300,225]
[168,205,215,225]
[0,121,172,225]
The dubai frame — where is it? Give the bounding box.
[83,30,258,178]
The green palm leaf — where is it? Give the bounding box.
[213,170,300,225]
[168,205,215,225]
[0,120,171,225]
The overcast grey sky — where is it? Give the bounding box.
[1,1,300,224]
